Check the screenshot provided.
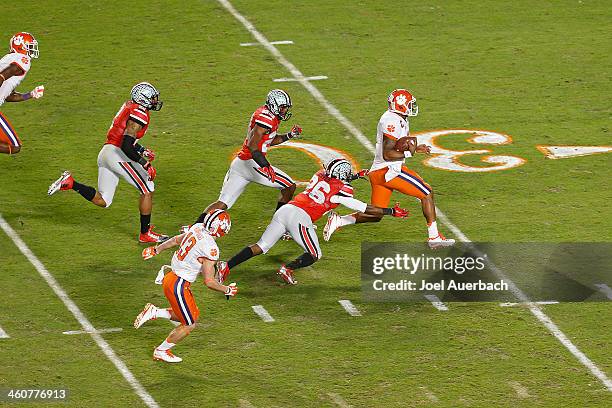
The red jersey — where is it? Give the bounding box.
[105,101,150,147]
[289,170,354,222]
[237,105,280,160]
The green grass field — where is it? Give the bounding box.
[1,1,611,407]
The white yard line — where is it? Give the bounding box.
[424,294,449,311]
[241,40,293,46]
[594,284,612,300]
[219,0,612,391]
[500,301,559,307]
[0,215,160,408]
[251,305,275,322]
[338,300,362,316]
[0,325,9,339]
[273,75,328,82]
[508,381,531,398]
[327,392,352,408]
[63,328,123,335]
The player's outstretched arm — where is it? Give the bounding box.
[201,259,238,297]
[142,233,185,260]
[271,124,302,146]
[331,195,409,218]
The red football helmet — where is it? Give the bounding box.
[203,209,231,238]
[387,89,418,117]
[10,32,39,59]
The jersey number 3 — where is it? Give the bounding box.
[176,232,197,261]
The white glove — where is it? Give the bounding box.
[30,85,44,99]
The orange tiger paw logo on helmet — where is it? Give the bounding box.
[387,124,396,132]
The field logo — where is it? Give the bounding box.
[270,141,360,185]
[415,129,526,173]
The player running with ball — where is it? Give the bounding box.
[133,210,238,363]
[216,159,409,285]
[324,89,455,249]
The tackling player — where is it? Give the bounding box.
[193,89,302,223]
[324,89,455,249]
[133,210,237,363]
[0,32,44,155]
[47,82,168,243]
[216,159,409,285]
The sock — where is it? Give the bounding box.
[339,215,357,227]
[286,253,317,270]
[228,246,256,269]
[157,338,175,351]
[155,308,171,320]
[72,181,96,202]
[427,221,439,239]
[276,201,287,211]
[140,213,151,234]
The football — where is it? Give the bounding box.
[394,136,412,152]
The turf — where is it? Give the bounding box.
[0,1,610,407]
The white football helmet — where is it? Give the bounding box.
[203,209,231,238]
[388,89,418,117]
[265,89,292,120]
[131,82,163,111]
[326,158,353,182]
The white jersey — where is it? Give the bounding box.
[171,223,220,283]
[370,110,410,181]
[0,52,31,106]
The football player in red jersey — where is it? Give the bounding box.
[192,89,301,224]
[47,82,168,243]
[0,32,44,155]
[216,158,409,284]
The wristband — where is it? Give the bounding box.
[280,133,290,143]
[0,73,5,81]
[403,150,412,158]
[134,143,145,155]
[23,92,31,100]
[382,207,393,216]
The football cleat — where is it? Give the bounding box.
[134,303,157,329]
[139,226,169,243]
[323,211,341,242]
[47,171,74,196]
[277,264,297,285]
[427,233,456,249]
[153,348,182,363]
[215,261,230,284]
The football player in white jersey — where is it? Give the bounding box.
[0,32,44,154]
[133,210,238,363]
[324,89,455,249]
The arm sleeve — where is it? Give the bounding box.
[121,135,146,164]
[251,149,271,168]
[329,195,368,212]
